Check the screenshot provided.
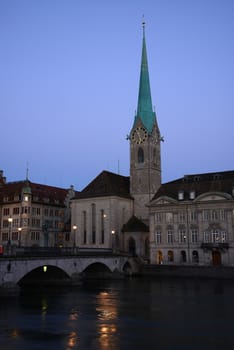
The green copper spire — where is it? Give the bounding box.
[134,22,155,133]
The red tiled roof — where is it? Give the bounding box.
[0,180,77,205]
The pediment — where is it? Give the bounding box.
[150,196,177,206]
[195,192,232,202]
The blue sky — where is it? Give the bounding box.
[1,0,233,190]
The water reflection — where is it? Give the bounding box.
[1,279,234,349]
[96,290,118,349]
[66,331,77,349]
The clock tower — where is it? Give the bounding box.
[130,22,162,221]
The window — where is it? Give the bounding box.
[22,206,30,214]
[179,230,186,243]
[168,250,174,262]
[3,220,9,228]
[155,212,162,223]
[31,231,40,241]
[178,211,186,223]
[203,231,210,243]
[138,147,144,163]
[65,232,70,241]
[32,218,40,227]
[12,218,19,228]
[2,232,8,241]
[190,191,196,199]
[181,250,187,263]
[221,231,227,242]
[178,191,184,200]
[3,208,10,216]
[191,230,198,243]
[166,212,173,223]
[167,230,173,244]
[12,231,19,241]
[211,210,218,221]
[211,230,219,243]
[155,231,161,244]
[92,204,96,244]
[32,207,41,216]
[192,250,199,263]
[203,210,210,221]
[190,210,198,222]
[83,211,87,244]
[100,209,105,244]
[13,207,20,215]
[220,210,226,221]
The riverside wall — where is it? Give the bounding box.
[140,264,234,279]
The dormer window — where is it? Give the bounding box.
[190,191,196,200]
[178,191,184,200]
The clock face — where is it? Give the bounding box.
[131,127,148,144]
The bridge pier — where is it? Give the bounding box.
[0,272,20,296]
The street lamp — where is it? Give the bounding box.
[72,225,77,253]
[18,227,22,247]
[111,230,115,252]
[8,216,13,250]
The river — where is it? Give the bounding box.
[0,277,234,349]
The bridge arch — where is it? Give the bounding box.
[18,265,70,286]
[82,262,112,279]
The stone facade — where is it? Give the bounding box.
[0,171,76,249]
[71,194,133,251]
[149,172,234,266]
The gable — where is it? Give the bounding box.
[149,196,178,206]
[195,192,232,202]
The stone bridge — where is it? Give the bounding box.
[0,253,138,291]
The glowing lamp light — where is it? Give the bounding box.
[43,265,47,273]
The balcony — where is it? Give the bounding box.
[201,242,229,250]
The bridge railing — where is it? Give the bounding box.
[0,246,117,258]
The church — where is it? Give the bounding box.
[71,23,234,267]
[71,22,160,259]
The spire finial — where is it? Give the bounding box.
[142,15,145,32]
[26,161,29,181]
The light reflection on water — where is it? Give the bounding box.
[1,278,234,349]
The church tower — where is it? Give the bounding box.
[130,22,161,221]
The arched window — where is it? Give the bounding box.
[168,250,174,262]
[128,237,136,256]
[138,147,144,163]
[192,250,199,263]
[181,250,187,263]
[157,250,163,264]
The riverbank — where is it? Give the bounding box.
[140,264,234,279]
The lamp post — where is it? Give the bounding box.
[18,227,22,247]
[8,216,13,253]
[72,225,77,254]
[111,230,115,252]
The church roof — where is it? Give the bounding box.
[122,215,149,232]
[75,170,131,199]
[133,23,156,133]
[151,170,234,202]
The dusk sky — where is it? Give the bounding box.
[1,0,233,191]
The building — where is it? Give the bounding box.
[0,170,76,249]
[71,22,160,258]
[149,171,234,266]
